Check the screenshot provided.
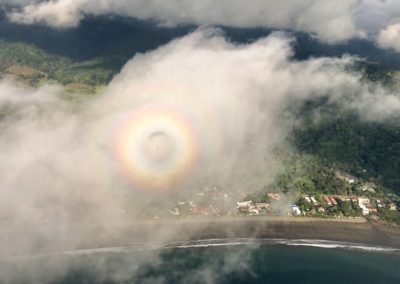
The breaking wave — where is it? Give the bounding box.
[166,238,400,253]
[2,238,399,262]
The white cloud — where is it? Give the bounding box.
[6,0,362,43]
[377,23,400,52]
[354,0,400,32]
[7,0,86,28]
[7,0,400,48]
[8,0,400,47]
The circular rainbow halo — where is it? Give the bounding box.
[112,104,199,192]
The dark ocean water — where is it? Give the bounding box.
[1,240,399,284]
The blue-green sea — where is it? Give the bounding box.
[1,239,399,284]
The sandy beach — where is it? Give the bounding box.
[2,216,400,259]
[71,216,400,251]
[138,217,400,246]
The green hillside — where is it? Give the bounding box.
[292,99,400,196]
[0,40,116,87]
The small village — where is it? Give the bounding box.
[167,172,400,225]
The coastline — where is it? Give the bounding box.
[165,217,400,247]
[2,216,400,259]
[84,216,400,250]
[138,215,369,224]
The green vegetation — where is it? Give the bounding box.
[379,209,400,226]
[337,200,361,216]
[291,99,400,197]
[0,40,117,87]
[274,156,346,195]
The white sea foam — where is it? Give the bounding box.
[2,238,399,262]
[170,242,247,249]
[279,239,400,253]
[167,238,400,253]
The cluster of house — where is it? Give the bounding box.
[168,187,234,217]
[167,174,399,219]
[358,198,397,215]
[336,172,382,194]
[236,193,297,216]
[296,195,326,216]
[236,201,270,215]
[169,203,213,217]
[168,190,281,217]
[358,198,377,215]
[169,188,399,218]
[299,193,398,217]
[169,201,221,217]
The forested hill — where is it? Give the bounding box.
[292,100,400,196]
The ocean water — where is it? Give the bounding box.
[1,239,399,284]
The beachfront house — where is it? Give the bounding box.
[291,205,302,216]
[358,198,371,215]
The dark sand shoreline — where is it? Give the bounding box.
[148,217,400,248]
[2,217,400,259]
[75,216,400,251]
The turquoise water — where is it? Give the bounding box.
[1,240,399,283]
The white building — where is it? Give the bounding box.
[360,183,376,193]
[249,208,261,215]
[358,198,370,215]
[310,196,318,205]
[291,205,302,216]
[169,208,180,216]
[237,201,252,208]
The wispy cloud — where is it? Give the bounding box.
[6,0,362,43]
